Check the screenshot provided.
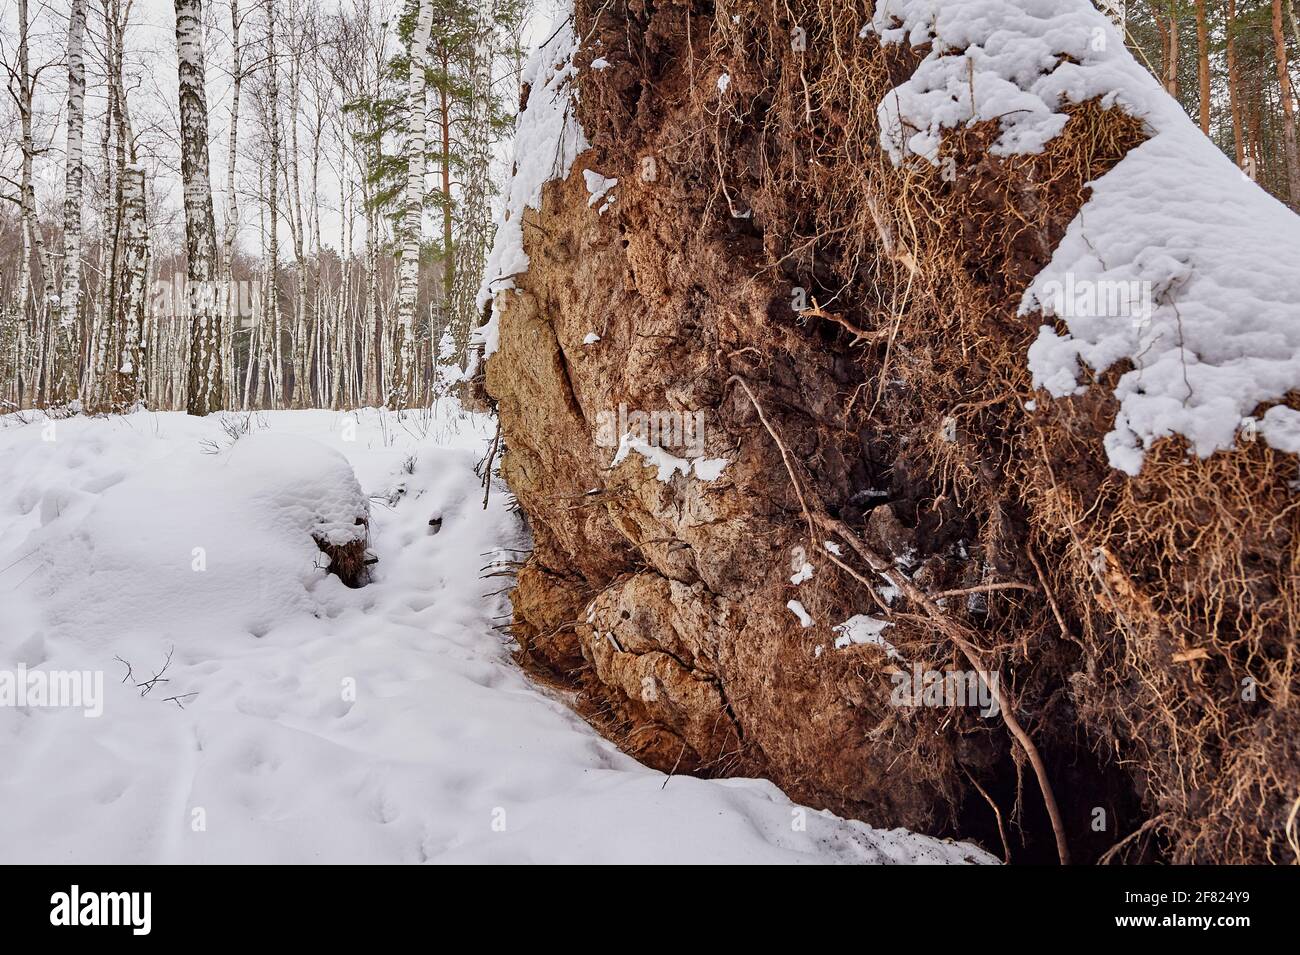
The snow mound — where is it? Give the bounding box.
[868,0,1300,473]
[224,433,369,549]
[33,431,367,647]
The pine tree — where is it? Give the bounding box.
[1273,0,1300,204]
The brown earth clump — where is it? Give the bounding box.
[313,518,371,588]
[480,0,1300,863]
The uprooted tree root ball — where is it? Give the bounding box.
[477,1,1300,864]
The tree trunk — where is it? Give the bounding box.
[1167,2,1180,98]
[392,0,433,408]
[1289,0,1300,72]
[222,0,243,404]
[1148,1,1174,97]
[309,83,325,407]
[332,173,351,410]
[265,0,284,409]
[55,0,89,405]
[438,50,454,366]
[175,0,224,414]
[1226,0,1245,167]
[244,175,265,409]
[1246,73,1263,181]
[285,37,309,407]
[115,164,148,406]
[365,162,381,406]
[89,0,117,406]
[1195,0,1211,135]
[13,0,36,407]
[1274,0,1300,206]
[17,0,59,406]
[92,0,135,409]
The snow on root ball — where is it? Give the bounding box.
[868,0,1156,164]
[868,0,1300,473]
[474,16,589,358]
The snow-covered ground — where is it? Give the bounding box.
[0,405,992,864]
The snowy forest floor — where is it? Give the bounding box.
[0,405,992,864]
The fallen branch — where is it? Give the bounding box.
[481,420,502,510]
[136,645,175,697]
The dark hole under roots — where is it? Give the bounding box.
[949,731,1163,864]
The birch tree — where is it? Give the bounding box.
[391,0,432,407]
[100,0,137,409]
[86,0,119,407]
[221,0,245,403]
[175,0,223,414]
[282,0,311,407]
[54,0,88,404]
[330,0,394,407]
[264,0,284,408]
[114,162,147,405]
[12,0,58,406]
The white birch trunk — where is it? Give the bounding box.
[222,0,243,404]
[55,0,88,405]
[17,0,57,405]
[392,0,434,408]
[175,0,224,414]
[265,0,284,409]
[116,163,148,406]
[286,42,310,407]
